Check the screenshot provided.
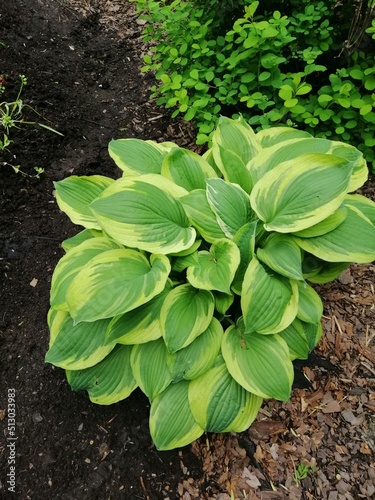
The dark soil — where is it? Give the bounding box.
[1,1,374,500]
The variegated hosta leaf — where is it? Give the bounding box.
[66,250,170,323]
[54,175,114,229]
[180,189,226,243]
[255,127,312,149]
[293,207,348,238]
[303,256,350,284]
[250,154,353,233]
[61,228,103,252]
[329,141,368,192]
[247,136,366,191]
[345,193,375,225]
[90,176,195,254]
[150,380,204,450]
[257,233,304,281]
[212,144,253,192]
[187,239,241,294]
[278,319,309,360]
[294,203,375,263]
[214,291,234,315]
[222,325,294,400]
[206,178,253,238]
[160,284,215,353]
[188,355,263,433]
[172,252,199,273]
[169,239,202,257]
[130,339,172,400]
[108,138,170,175]
[45,310,115,370]
[50,237,121,311]
[167,317,223,382]
[161,147,218,190]
[202,147,222,176]
[66,344,137,405]
[296,281,323,324]
[241,257,299,334]
[305,321,322,351]
[212,116,259,192]
[232,222,257,295]
[280,319,322,360]
[105,282,172,345]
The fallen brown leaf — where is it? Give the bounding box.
[249,420,287,440]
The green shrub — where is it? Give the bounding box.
[136,0,375,170]
[46,117,375,450]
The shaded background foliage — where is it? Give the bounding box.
[137,0,375,169]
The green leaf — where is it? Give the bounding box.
[293,207,348,238]
[345,194,375,225]
[212,116,259,191]
[130,339,172,400]
[296,281,323,324]
[257,233,304,280]
[161,284,215,352]
[66,250,170,323]
[61,229,103,252]
[150,381,204,450]
[278,319,311,360]
[296,83,312,95]
[250,154,353,233]
[247,137,366,192]
[90,175,196,254]
[261,53,285,69]
[108,138,174,175]
[294,203,375,263]
[222,325,293,400]
[50,238,121,311]
[306,261,349,284]
[241,257,299,334]
[187,239,241,294]
[211,144,253,192]
[206,178,253,238]
[66,344,137,404]
[46,311,115,370]
[255,128,312,148]
[172,251,199,273]
[105,282,172,344]
[180,189,226,243]
[232,222,257,295]
[54,175,114,229]
[161,147,217,190]
[167,317,223,381]
[214,291,235,315]
[284,98,299,108]
[278,84,293,101]
[188,355,262,432]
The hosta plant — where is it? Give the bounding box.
[46,116,375,450]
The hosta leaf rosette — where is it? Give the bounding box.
[47,116,375,451]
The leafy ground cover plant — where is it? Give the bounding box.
[135,0,375,170]
[46,116,375,450]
